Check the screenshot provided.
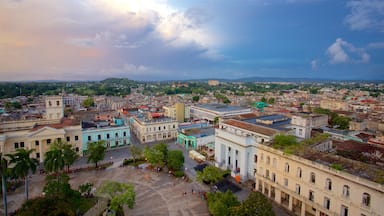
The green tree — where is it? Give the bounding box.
[7,149,39,200]
[267,97,275,104]
[230,192,275,216]
[62,144,79,172]
[44,149,65,174]
[192,95,200,102]
[213,117,219,125]
[143,147,164,167]
[261,96,267,103]
[153,143,168,163]
[82,97,95,108]
[87,141,106,168]
[129,145,143,166]
[97,181,135,211]
[43,174,76,199]
[332,116,350,130]
[207,190,240,216]
[167,150,184,171]
[196,166,227,185]
[0,154,9,216]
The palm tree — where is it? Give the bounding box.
[7,149,39,200]
[44,148,65,174]
[62,144,79,172]
[0,154,9,216]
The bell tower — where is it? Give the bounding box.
[45,96,64,120]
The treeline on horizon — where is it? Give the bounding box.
[0,78,382,99]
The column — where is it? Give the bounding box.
[288,194,293,211]
[300,200,306,216]
[275,189,281,204]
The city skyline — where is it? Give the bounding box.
[1,0,383,81]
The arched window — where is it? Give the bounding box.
[297,167,302,178]
[284,163,290,173]
[266,156,270,165]
[266,169,270,178]
[342,185,350,198]
[325,178,332,190]
[272,158,277,167]
[362,193,370,207]
[310,172,316,183]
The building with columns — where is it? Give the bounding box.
[255,144,384,216]
[215,114,290,181]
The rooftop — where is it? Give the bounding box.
[181,127,215,138]
[242,114,291,131]
[194,104,249,113]
[30,119,79,132]
[223,119,278,136]
[269,134,384,184]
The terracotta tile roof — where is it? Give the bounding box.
[30,119,78,132]
[237,113,259,120]
[223,119,278,136]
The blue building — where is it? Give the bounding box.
[81,118,130,153]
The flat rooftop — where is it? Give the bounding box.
[194,104,249,112]
[242,114,291,131]
[182,127,215,138]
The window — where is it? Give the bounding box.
[75,136,79,141]
[266,169,270,178]
[49,101,52,107]
[362,193,370,207]
[163,126,166,129]
[158,126,161,131]
[66,136,70,142]
[342,185,350,198]
[88,136,91,141]
[284,163,290,173]
[254,155,258,163]
[272,158,277,167]
[260,153,264,162]
[266,156,270,165]
[47,139,51,144]
[36,153,40,158]
[325,178,332,190]
[57,138,61,143]
[107,134,110,139]
[20,142,24,148]
[309,190,314,202]
[115,133,118,137]
[115,141,118,146]
[295,184,301,194]
[341,205,348,216]
[75,147,79,152]
[173,125,175,128]
[272,173,276,182]
[98,134,101,140]
[324,197,330,209]
[14,142,19,149]
[284,178,288,187]
[310,172,316,183]
[123,131,127,137]
[35,140,39,146]
[56,100,60,106]
[297,167,302,178]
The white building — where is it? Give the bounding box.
[215,118,280,181]
[291,113,328,139]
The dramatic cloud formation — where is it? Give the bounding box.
[0,0,383,81]
[327,38,370,64]
[345,0,384,31]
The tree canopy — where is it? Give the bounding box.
[87,141,106,168]
[97,181,135,210]
[206,190,240,216]
[167,150,184,171]
[229,192,275,216]
[196,166,228,185]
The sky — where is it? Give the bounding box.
[0,0,383,81]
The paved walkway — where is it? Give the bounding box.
[3,164,210,216]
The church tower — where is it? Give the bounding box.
[45,96,64,120]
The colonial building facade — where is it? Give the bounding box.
[255,144,384,216]
[130,116,178,144]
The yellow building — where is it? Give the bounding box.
[0,96,82,162]
[255,144,384,216]
[163,103,190,123]
[130,115,178,144]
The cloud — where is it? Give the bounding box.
[368,42,384,49]
[326,38,370,64]
[311,60,318,71]
[345,0,384,31]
